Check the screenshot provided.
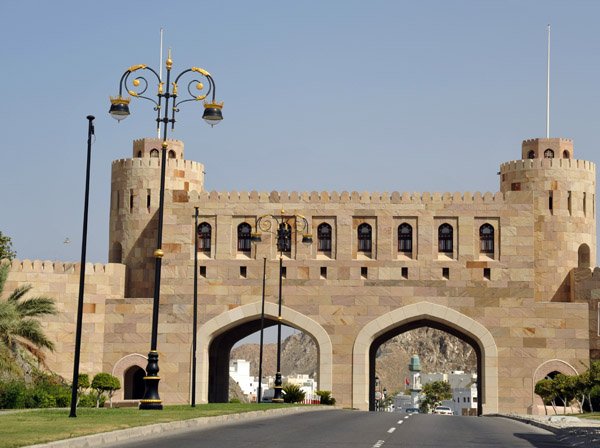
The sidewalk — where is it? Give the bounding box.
[492,413,600,446]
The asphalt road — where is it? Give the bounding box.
[105,410,570,448]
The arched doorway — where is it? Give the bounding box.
[195,302,332,405]
[531,359,579,414]
[368,319,482,414]
[124,366,146,399]
[353,303,498,414]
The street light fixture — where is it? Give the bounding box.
[109,49,223,410]
[251,210,312,402]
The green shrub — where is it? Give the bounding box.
[24,389,56,408]
[56,394,71,407]
[91,373,121,408]
[0,380,27,409]
[229,398,241,403]
[316,390,336,405]
[78,392,105,408]
[282,384,306,403]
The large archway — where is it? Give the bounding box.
[353,303,498,414]
[194,302,333,404]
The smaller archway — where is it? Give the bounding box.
[531,359,579,414]
[124,366,146,399]
[578,244,590,268]
[111,353,148,402]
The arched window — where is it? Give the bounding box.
[479,224,494,254]
[358,223,372,252]
[237,223,252,252]
[197,222,211,252]
[137,151,142,158]
[318,223,332,252]
[168,150,176,159]
[544,149,554,159]
[528,150,535,159]
[563,150,570,159]
[578,244,590,268]
[438,224,453,253]
[150,149,159,158]
[398,223,413,253]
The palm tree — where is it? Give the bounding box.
[0,263,57,373]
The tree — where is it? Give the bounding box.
[552,374,574,415]
[76,373,90,407]
[0,263,57,374]
[0,232,16,261]
[282,384,305,403]
[91,373,121,408]
[419,381,452,414]
[535,379,556,415]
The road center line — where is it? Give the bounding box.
[387,427,396,433]
[404,416,409,419]
[397,420,403,424]
[372,440,385,448]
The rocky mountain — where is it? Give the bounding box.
[230,328,476,394]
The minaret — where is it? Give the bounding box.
[408,354,422,408]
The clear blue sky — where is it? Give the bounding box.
[1,0,599,264]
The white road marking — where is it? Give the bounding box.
[387,427,396,433]
[372,440,385,447]
[404,416,409,419]
[397,420,403,424]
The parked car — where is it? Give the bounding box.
[405,408,420,414]
[433,406,453,415]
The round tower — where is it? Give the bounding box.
[109,138,205,297]
[500,138,596,302]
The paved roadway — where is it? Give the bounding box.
[105,410,570,448]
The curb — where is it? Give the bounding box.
[25,406,341,448]
[487,413,600,447]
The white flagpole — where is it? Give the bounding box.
[546,24,550,139]
[159,28,163,139]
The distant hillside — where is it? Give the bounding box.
[230,328,476,393]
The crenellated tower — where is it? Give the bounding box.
[109,138,205,297]
[500,138,596,302]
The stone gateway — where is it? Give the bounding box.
[3,136,599,414]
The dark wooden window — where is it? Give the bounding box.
[438,224,453,253]
[357,223,372,252]
[479,224,494,254]
[398,223,413,253]
[544,149,554,158]
[197,222,211,252]
[238,223,252,252]
[318,223,332,252]
[528,150,535,159]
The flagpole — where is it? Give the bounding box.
[546,24,550,139]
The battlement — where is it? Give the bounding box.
[0,259,123,275]
[182,189,507,205]
[112,157,204,171]
[500,158,596,173]
[522,138,573,144]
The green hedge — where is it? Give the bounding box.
[0,370,103,409]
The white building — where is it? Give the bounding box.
[229,359,254,396]
[447,383,478,415]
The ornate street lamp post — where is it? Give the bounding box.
[109,49,223,410]
[251,210,312,402]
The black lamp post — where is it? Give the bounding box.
[251,210,312,402]
[69,115,95,418]
[192,207,199,407]
[109,49,223,410]
[256,257,266,403]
